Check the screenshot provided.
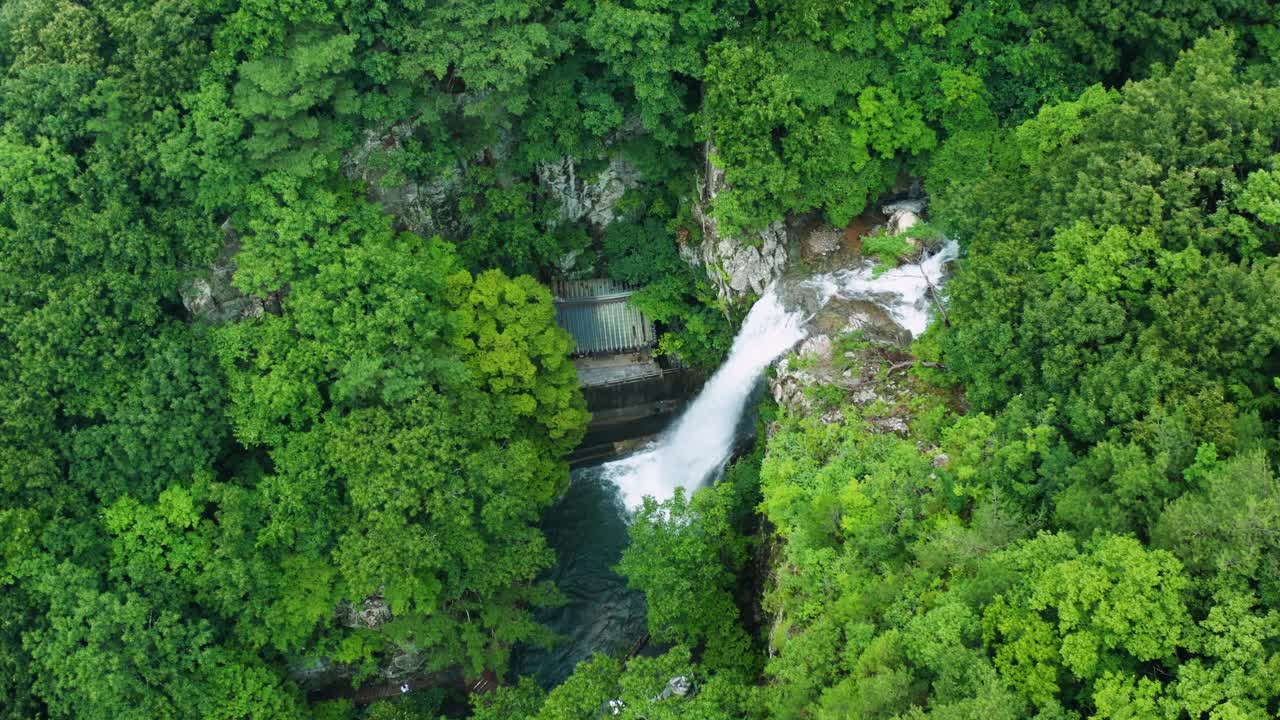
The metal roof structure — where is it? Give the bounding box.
[551,278,657,356]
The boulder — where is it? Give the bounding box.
[882,199,925,247]
[382,648,426,679]
[179,221,268,323]
[656,676,693,701]
[770,356,815,410]
[804,226,843,257]
[798,334,833,361]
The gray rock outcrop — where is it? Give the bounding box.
[804,226,843,257]
[336,593,392,630]
[769,308,917,435]
[770,334,831,412]
[180,220,269,323]
[343,123,465,238]
[656,676,693,701]
[538,155,642,230]
[684,142,789,301]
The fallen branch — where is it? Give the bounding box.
[917,258,951,328]
[887,360,947,374]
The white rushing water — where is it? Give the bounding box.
[602,239,959,509]
[601,288,808,508]
[820,238,960,336]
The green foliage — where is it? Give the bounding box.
[702,1,1278,231]
[618,474,756,676]
[68,327,229,503]
[232,26,360,177]
[536,653,622,720]
[26,562,305,720]
[452,169,573,276]
[985,534,1190,686]
[363,690,447,720]
[214,187,586,675]
[860,230,913,269]
[601,218,732,368]
[0,573,39,720]
[579,0,748,145]
[470,677,546,720]
[533,646,763,720]
[936,35,1280,444]
[702,38,902,231]
[1152,451,1280,605]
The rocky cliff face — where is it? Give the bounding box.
[683,142,790,302]
[538,154,643,230]
[769,195,940,427]
[343,123,466,239]
[345,123,643,279]
[770,326,921,432]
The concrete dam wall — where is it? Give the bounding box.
[568,355,703,467]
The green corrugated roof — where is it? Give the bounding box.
[552,279,656,355]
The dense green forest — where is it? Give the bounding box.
[2,0,1279,718]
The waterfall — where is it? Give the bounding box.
[601,289,808,508]
[601,239,959,509]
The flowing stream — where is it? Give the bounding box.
[515,240,958,685]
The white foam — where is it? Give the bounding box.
[827,240,959,336]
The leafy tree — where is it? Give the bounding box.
[25,562,306,720]
[929,37,1280,547]
[601,218,732,367]
[217,184,587,676]
[703,2,1278,232]
[579,0,748,144]
[534,646,763,720]
[619,483,754,675]
[1165,592,1280,719]
[1152,451,1280,606]
[470,677,546,720]
[452,168,576,276]
[536,653,622,720]
[68,327,229,504]
[384,0,576,131]
[232,25,361,177]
